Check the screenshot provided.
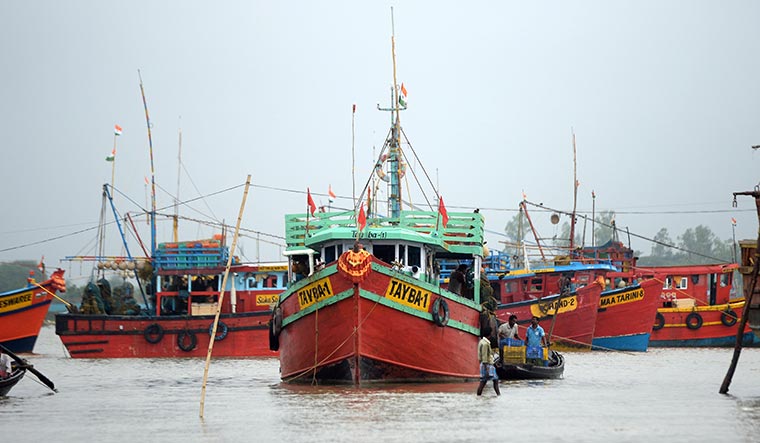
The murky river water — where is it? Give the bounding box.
[2,325,760,442]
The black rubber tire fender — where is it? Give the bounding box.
[653,312,665,331]
[432,298,450,327]
[144,323,165,344]
[685,312,703,330]
[177,329,197,352]
[209,321,228,341]
[721,309,738,327]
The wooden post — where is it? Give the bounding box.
[200,175,251,418]
[719,189,760,394]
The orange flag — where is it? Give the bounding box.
[307,188,316,216]
[358,205,367,231]
[438,196,449,228]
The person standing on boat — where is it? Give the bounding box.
[0,353,12,378]
[525,316,548,365]
[448,264,467,296]
[477,327,501,396]
[498,314,521,349]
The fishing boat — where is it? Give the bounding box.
[643,263,754,347]
[580,239,753,347]
[495,348,565,380]
[0,268,66,353]
[480,258,662,351]
[592,278,662,351]
[0,344,57,394]
[55,185,288,358]
[0,365,26,397]
[492,277,603,350]
[55,76,288,358]
[55,243,287,358]
[272,32,489,384]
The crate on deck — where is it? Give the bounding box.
[526,346,550,366]
[191,302,218,316]
[502,345,525,364]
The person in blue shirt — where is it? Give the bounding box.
[525,316,548,365]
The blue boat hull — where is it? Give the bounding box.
[592,332,651,352]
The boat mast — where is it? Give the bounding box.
[389,8,402,218]
[138,70,157,261]
[173,125,182,243]
[569,131,578,251]
[521,200,547,263]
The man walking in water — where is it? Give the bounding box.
[477,327,500,396]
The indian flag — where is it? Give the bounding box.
[106,147,116,162]
[114,124,123,136]
[399,82,407,107]
[328,185,336,203]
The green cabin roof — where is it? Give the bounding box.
[285,209,485,256]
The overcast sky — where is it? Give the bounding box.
[1,1,759,285]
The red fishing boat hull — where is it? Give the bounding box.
[494,282,602,351]
[0,269,66,353]
[592,278,663,351]
[55,259,287,358]
[55,311,275,358]
[649,300,755,347]
[277,261,481,383]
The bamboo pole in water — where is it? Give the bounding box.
[200,175,251,418]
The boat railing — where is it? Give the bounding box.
[284,210,485,254]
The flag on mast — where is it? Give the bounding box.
[399,82,407,107]
[438,196,449,228]
[732,217,737,226]
[328,185,336,203]
[307,188,317,216]
[357,205,367,231]
[114,124,123,136]
[106,147,116,162]
[37,256,45,273]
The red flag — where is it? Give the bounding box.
[358,205,367,231]
[307,188,316,216]
[352,104,356,113]
[731,217,737,226]
[37,256,45,273]
[438,196,449,228]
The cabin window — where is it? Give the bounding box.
[407,246,422,267]
[246,276,259,290]
[691,274,700,285]
[505,281,518,294]
[323,244,344,264]
[398,245,406,265]
[529,278,543,292]
[663,276,673,289]
[721,273,730,287]
[676,277,688,290]
[373,244,396,264]
[261,275,277,288]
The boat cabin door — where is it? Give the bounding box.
[708,273,717,305]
